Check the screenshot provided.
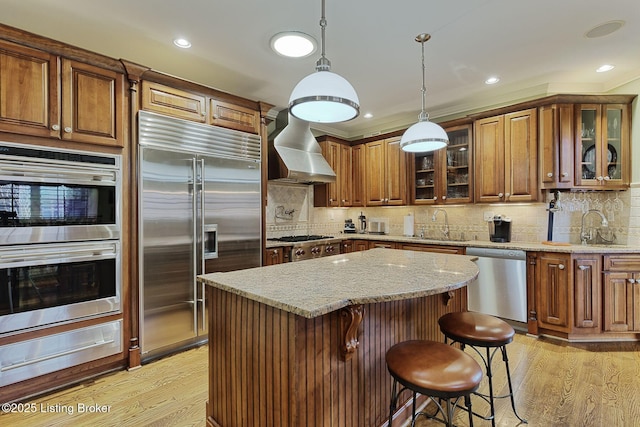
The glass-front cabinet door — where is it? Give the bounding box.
[445,125,472,202]
[411,123,472,204]
[576,103,629,188]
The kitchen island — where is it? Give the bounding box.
[198,248,479,427]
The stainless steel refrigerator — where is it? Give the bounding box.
[138,111,262,360]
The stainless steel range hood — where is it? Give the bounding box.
[268,111,336,184]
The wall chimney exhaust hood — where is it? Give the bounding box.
[268,111,336,184]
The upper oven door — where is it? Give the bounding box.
[0,143,121,245]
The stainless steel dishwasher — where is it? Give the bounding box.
[466,247,527,323]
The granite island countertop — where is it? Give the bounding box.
[198,248,479,318]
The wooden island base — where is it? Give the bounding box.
[206,286,467,427]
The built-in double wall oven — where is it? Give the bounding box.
[0,142,122,387]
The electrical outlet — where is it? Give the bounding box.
[483,211,494,221]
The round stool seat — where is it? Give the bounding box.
[439,312,514,347]
[386,340,482,398]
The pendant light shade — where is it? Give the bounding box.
[400,33,448,153]
[400,120,449,152]
[288,0,359,123]
[289,70,359,123]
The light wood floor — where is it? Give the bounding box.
[1,333,639,426]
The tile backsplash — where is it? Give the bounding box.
[267,182,639,246]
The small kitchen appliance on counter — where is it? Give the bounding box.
[368,217,389,235]
[488,215,512,242]
[357,212,367,234]
[344,219,356,234]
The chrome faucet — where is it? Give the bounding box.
[580,209,608,245]
[432,208,450,240]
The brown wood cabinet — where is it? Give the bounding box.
[364,137,407,206]
[264,247,285,265]
[209,99,260,134]
[368,241,399,249]
[411,124,473,205]
[140,81,260,134]
[474,108,538,203]
[603,255,640,332]
[534,252,571,333]
[574,103,630,189]
[314,137,361,207]
[0,40,125,147]
[539,104,574,189]
[398,243,464,255]
[141,81,207,123]
[573,255,601,333]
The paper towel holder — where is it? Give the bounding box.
[404,213,415,237]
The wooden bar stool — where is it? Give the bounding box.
[386,340,483,427]
[438,311,527,426]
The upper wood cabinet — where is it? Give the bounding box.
[474,108,538,203]
[0,40,125,147]
[364,137,407,206]
[141,81,207,123]
[538,96,633,191]
[411,124,473,205]
[314,137,363,208]
[539,104,574,189]
[209,99,260,134]
[140,81,260,134]
[574,103,630,189]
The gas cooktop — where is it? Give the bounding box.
[268,235,334,243]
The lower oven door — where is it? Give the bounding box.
[0,240,121,335]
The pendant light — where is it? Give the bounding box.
[400,33,449,153]
[288,0,359,123]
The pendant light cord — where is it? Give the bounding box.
[316,0,331,71]
[417,33,431,122]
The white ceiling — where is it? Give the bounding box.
[2,0,639,139]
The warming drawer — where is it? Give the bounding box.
[0,320,122,387]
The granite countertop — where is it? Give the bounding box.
[198,248,479,318]
[266,233,639,253]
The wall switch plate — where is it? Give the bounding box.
[483,211,494,221]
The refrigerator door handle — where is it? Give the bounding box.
[199,158,207,333]
[192,157,199,334]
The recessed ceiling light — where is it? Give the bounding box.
[585,20,625,39]
[270,32,317,58]
[596,64,615,73]
[173,38,191,49]
[485,76,500,85]
[363,113,373,119]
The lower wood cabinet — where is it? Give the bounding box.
[534,252,571,333]
[398,243,464,255]
[530,251,639,340]
[264,247,289,265]
[603,255,640,333]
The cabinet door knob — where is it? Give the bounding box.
[629,278,636,284]
[578,265,588,271]
[597,176,604,182]
[547,172,553,178]
[442,195,447,200]
[498,193,504,198]
[558,264,565,270]
[64,127,72,133]
[562,172,569,177]
[505,192,511,198]
[433,196,438,201]
[51,124,60,131]
[604,176,611,181]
